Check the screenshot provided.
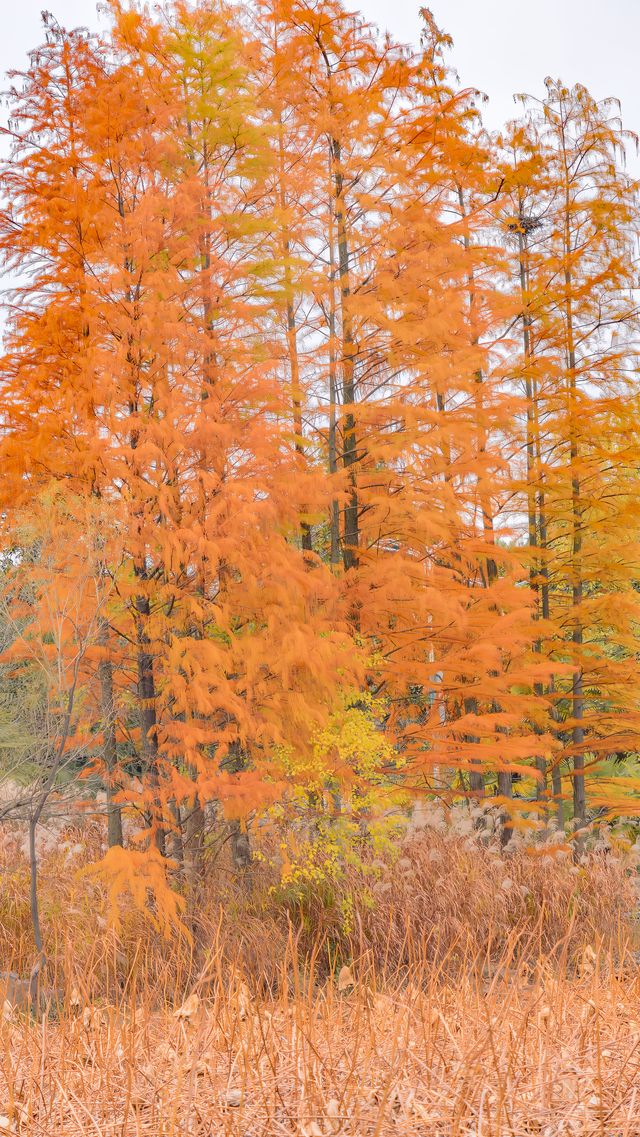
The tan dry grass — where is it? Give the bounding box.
[4,824,637,993]
[0,826,638,1134]
[0,942,639,1136]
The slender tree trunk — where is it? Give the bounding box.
[168,799,184,873]
[135,593,165,857]
[458,187,509,822]
[178,103,216,891]
[230,821,252,871]
[224,741,252,873]
[328,196,341,566]
[185,795,205,886]
[550,711,565,830]
[564,255,586,839]
[98,621,123,848]
[330,134,359,571]
[278,120,313,554]
[535,399,552,808]
[472,373,512,830]
[28,813,45,1007]
[497,770,513,846]
[464,696,485,801]
[118,174,166,857]
[517,224,548,805]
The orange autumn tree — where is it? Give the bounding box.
[0,2,362,909]
[389,10,544,823]
[500,81,640,836]
[0,491,119,966]
[0,16,129,855]
[252,0,331,559]
[251,1,547,836]
[361,12,546,832]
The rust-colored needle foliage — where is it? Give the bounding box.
[0,1,639,927]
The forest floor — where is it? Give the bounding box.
[0,825,639,1135]
[1,947,640,1135]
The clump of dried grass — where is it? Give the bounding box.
[0,821,637,998]
[356,829,639,975]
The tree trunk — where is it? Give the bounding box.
[497,770,514,846]
[168,799,184,873]
[464,696,485,801]
[564,255,586,842]
[328,196,341,566]
[230,820,252,871]
[135,594,165,857]
[223,741,252,874]
[278,120,313,554]
[330,134,359,572]
[517,223,548,808]
[28,813,45,1008]
[184,794,205,886]
[98,621,123,848]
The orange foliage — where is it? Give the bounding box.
[0,2,639,924]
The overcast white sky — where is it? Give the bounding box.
[2,0,639,142]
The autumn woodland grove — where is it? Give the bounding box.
[0,2,638,1134]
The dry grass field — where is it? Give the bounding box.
[0,827,638,1136]
[1,947,639,1136]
